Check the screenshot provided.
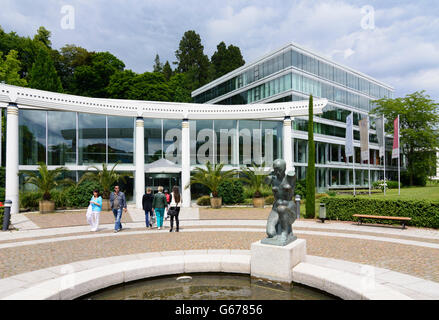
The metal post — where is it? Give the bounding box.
[2,200,12,231]
[295,194,301,219]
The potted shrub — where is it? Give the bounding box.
[21,162,73,213]
[241,162,269,208]
[186,161,236,209]
[78,162,129,211]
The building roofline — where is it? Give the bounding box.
[192,42,394,97]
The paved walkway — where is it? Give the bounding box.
[2,206,439,296]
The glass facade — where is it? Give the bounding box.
[48,111,76,165]
[108,116,134,164]
[78,113,106,165]
[19,110,46,165]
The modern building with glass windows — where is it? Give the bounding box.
[192,42,402,190]
[0,82,327,214]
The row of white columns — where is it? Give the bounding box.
[5,103,294,214]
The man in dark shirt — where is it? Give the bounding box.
[142,187,154,228]
[110,185,127,233]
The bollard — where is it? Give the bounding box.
[319,202,326,223]
[295,195,301,219]
[2,200,12,231]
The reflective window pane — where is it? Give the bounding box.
[163,119,181,164]
[108,116,133,164]
[78,113,106,165]
[144,119,162,164]
[48,111,76,165]
[19,110,46,165]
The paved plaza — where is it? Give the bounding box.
[1,206,439,299]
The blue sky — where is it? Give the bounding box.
[1,0,438,101]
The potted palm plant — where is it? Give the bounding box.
[186,161,236,209]
[21,162,73,213]
[241,162,270,208]
[78,162,128,211]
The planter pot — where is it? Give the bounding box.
[253,197,265,208]
[39,200,55,214]
[102,199,111,211]
[210,197,222,209]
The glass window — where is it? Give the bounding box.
[144,119,162,163]
[262,121,282,166]
[284,50,292,68]
[292,50,302,69]
[215,120,238,166]
[78,113,106,165]
[19,110,46,165]
[163,119,182,164]
[108,116,133,164]
[190,120,214,165]
[48,111,76,165]
[239,120,260,165]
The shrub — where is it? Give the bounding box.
[0,187,5,201]
[20,191,43,210]
[65,180,102,208]
[0,167,5,188]
[327,191,337,197]
[243,198,253,205]
[372,180,401,191]
[243,184,272,199]
[321,197,439,229]
[218,179,244,204]
[315,193,329,200]
[196,195,211,206]
[295,179,306,199]
[51,190,69,209]
[0,207,4,226]
[265,195,275,205]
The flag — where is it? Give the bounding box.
[375,116,385,158]
[359,117,369,161]
[345,113,354,157]
[392,116,399,159]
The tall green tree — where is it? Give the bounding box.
[211,41,245,79]
[0,50,27,86]
[175,30,210,90]
[29,46,63,92]
[33,26,52,48]
[162,60,173,81]
[72,51,125,97]
[106,69,137,99]
[153,54,163,73]
[306,95,316,218]
[371,91,439,186]
[168,73,191,102]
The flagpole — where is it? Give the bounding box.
[383,114,386,196]
[398,114,400,196]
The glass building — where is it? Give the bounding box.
[192,42,401,190]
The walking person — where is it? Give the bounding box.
[110,185,127,233]
[142,187,154,228]
[152,186,167,230]
[88,189,102,232]
[164,189,171,220]
[168,186,181,232]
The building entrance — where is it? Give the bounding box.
[145,173,181,193]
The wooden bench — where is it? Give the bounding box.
[353,214,412,229]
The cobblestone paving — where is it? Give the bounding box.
[24,210,132,228]
[199,207,270,220]
[1,231,439,283]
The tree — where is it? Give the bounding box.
[21,162,73,201]
[0,50,27,86]
[211,41,245,79]
[162,60,173,81]
[186,161,236,198]
[78,162,128,199]
[175,30,210,90]
[33,26,52,48]
[106,69,137,99]
[153,54,163,73]
[168,73,192,102]
[371,91,439,186]
[127,72,172,101]
[72,51,125,97]
[306,95,316,218]
[29,45,63,92]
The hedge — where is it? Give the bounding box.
[218,179,244,205]
[321,197,439,229]
[0,207,3,226]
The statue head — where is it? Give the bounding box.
[273,159,286,179]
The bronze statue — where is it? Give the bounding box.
[261,159,297,246]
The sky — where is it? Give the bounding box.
[1,0,438,101]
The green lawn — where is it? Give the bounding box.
[336,186,439,201]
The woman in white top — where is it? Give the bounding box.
[169,186,181,232]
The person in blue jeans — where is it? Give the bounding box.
[142,187,154,228]
[152,186,167,230]
[110,185,127,233]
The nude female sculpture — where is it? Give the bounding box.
[261,159,298,246]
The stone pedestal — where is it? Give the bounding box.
[250,239,306,284]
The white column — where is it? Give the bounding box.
[181,119,191,208]
[5,103,19,214]
[283,116,293,172]
[135,117,145,209]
